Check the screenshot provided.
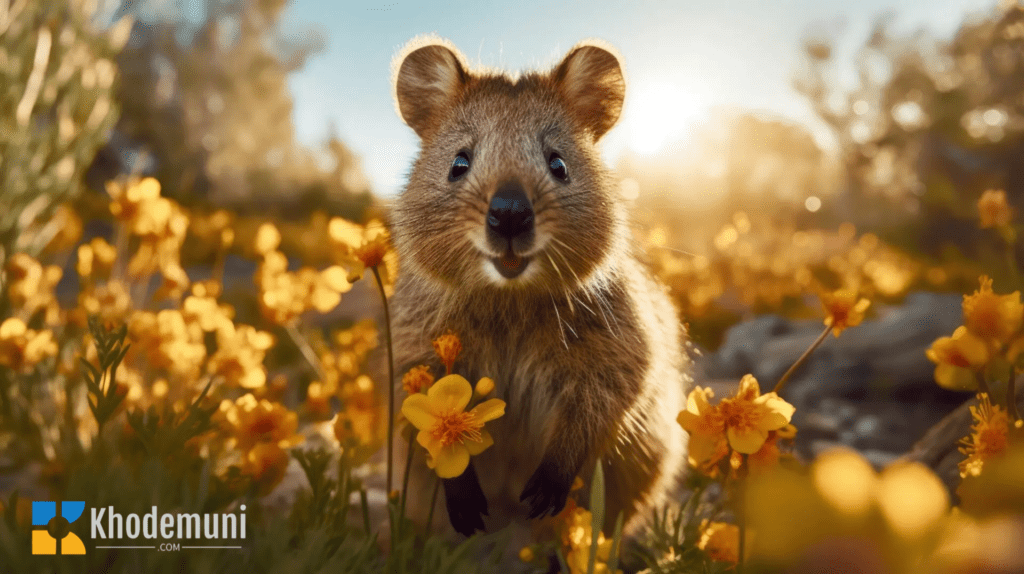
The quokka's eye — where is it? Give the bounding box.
[449,152,470,181]
[548,153,569,182]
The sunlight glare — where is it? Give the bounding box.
[623,81,705,155]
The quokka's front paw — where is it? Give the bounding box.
[443,462,489,536]
[520,459,573,519]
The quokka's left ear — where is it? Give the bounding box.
[552,40,626,141]
[392,35,469,139]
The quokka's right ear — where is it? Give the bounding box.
[393,36,468,139]
[553,40,626,141]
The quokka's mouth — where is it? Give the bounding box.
[492,251,530,279]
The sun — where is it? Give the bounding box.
[622,80,706,155]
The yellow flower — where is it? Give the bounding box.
[475,377,495,396]
[222,395,303,452]
[332,400,381,466]
[433,332,462,375]
[697,520,740,564]
[978,189,1012,229]
[354,233,389,269]
[6,253,62,324]
[926,326,990,390]
[717,375,795,454]
[207,322,274,389]
[402,364,434,394]
[776,423,797,439]
[107,177,161,222]
[560,504,620,574]
[154,263,191,301]
[821,289,870,337]
[876,461,949,540]
[76,237,117,279]
[958,393,1010,478]
[304,381,333,419]
[0,318,57,372]
[957,440,1024,518]
[182,292,233,333]
[518,546,535,563]
[241,443,291,496]
[254,223,282,256]
[401,374,505,478]
[745,431,782,473]
[332,401,374,445]
[78,279,133,326]
[962,276,1023,345]
[254,252,352,323]
[677,386,728,466]
[328,218,391,281]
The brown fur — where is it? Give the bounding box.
[389,35,690,538]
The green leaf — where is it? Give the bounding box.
[587,460,606,574]
[607,511,624,574]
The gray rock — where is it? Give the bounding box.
[853,414,882,437]
[704,315,795,383]
[801,412,842,436]
[861,449,900,470]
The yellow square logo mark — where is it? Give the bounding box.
[31,501,86,555]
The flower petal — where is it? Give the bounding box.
[401,394,438,431]
[428,374,472,412]
[677,409,699,431]
[736,375,760,400]
[416,430,443,460]
[465,429,494,456]
[433,443,470,478]
[754,393,795,429]
[688,433,726,464]
[687,386,714,414]
[934,363,979,391]
[728,426,769,454]
[470,398,505,424]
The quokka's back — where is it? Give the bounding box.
[387,35,690,540]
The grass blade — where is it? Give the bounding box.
[587,461,606,574]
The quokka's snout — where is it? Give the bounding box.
[486,182,534,278]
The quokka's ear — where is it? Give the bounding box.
[552,41,626,141]
[393,36,468,139]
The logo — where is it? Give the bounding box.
[31,501,86,555]
[28,501,247,555]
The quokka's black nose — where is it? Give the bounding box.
[487,183,534,242]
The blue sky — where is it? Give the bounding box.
[279,0,997,197]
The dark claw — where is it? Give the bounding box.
[520,459,572,519]
[443,462,489,536]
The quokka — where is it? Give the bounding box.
[388,35,691,540]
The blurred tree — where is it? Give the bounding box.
[91,0,371,221]
[796,2,1024,261]
[0,0,129,266]
[619,110,838,254]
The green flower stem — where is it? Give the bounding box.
[284,322,328,385]
[371,265,396,495]
[976,372,991,398]
[734,454,748,574]
[398,428,415,533]
[1009,365,1019,423]
[426,475,440,532]
[360,488,371,534]
[1003,230,1021,287]
[338,450,351,527]
[773,324,832,395]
